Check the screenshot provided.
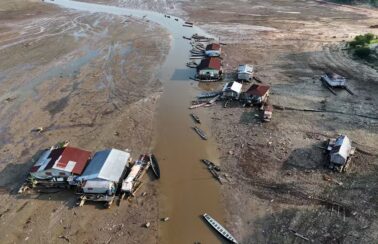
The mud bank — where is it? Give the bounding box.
[180,0,378,243]
[0,1,169,243]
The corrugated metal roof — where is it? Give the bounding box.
[330,135,351,165]
[206,43,221,51]
[197,57,221,70]
[238,64,253,74]
[79,149,130,182]
[31,147,91,175]
[246,84,270,97]
[52,147,91,175]
[223,81,242,93]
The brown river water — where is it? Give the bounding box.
[46,1,226,243]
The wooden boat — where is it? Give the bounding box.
[192,126,207,140]
[190,113,201,124]
[149,154,160,179]
[201,159,220,171]
[197,92,220,99]
[202,213,238,243]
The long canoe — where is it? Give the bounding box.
[203,213,238,243]
[191,113,201,124]
[149,154,160,179]
[193,126,207,140]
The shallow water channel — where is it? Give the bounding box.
[46,1,225,243]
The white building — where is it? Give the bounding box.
[321,73,347,87]
[222,81,243,99]
[237,64,254,81]
[77,149,130,194]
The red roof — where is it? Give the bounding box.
[53,147,91,175]
[197,57,221,70]
[206,43,221,51]
[246,84,270,97]
[32,147,91,175]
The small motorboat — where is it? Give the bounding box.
[190,113,201,124]
[149,154,160,179]
[202,213,238,243]
[192,126,207,140]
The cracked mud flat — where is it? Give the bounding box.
[0,1,169,243]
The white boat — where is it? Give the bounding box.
[203,213,238,243]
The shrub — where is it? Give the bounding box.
[349,33,377,48]
[355,47,371,58]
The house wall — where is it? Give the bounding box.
[205,50,221,57]
[31,168,72,180]
[238,73,253,81]
[223,91,239,99]
[198,69,220,79]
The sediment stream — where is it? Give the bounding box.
[45,1,224,243]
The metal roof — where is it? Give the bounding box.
[245,84,270,97]
[330,135,351,165]
[238,64,253,74]
[52,147,91,175]
[223,81,242,93]
[197,57,221,70]
[78,149,130,182]
[31,147,91,175]
[206,43,221,51]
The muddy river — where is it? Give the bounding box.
[46,1,225,243]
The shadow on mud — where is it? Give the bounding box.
[282,143,326,171]
[240,160,378,243]
[0,150,79,209]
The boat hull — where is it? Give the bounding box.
[203,213,238,243]
[150,154,160,179]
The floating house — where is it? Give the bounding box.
[30,146,91,180]
[237,64,254,81]
[321,72,346,87]
[222,81,243,99]
[197,57,222,80]
[77,149,130,194]
[328,135,353,167]
[204,43,221,57]
[244,83,271,105]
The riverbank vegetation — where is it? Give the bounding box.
[348,33,378,62]
[331,0,378,7]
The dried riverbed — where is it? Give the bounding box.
[1,0,378,244]
[0,1,169,243]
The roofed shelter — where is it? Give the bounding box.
[77,149,130,183]
[197,57,222,80]
[30,146,91,180]
[244,83,271,104]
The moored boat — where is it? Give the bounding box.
[149,154,160,179]
[196,91,220,99]
[190,113,201,124]
[201,159,220,171]
[202,213,238,243]
[192,126,207,140]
